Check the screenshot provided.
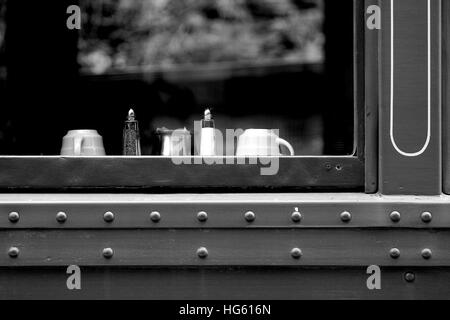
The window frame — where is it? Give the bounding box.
[0,0,373,193]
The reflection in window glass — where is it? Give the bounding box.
[79,0,324,73]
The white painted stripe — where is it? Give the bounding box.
[390,0,431,157]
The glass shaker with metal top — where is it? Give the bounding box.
[123,108,141,156]
[155,127,191,156]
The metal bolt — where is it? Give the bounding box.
[291,211,302,223]
[404,272,416,283]
[197,211,208,222]
[8,212,20,223]
[390,211,401,222]
[421,212,432,223]
[8,247,19,258]
[103,211,115,223]
[197,247,208,259]
[421,248,432,260]
[291,248,302,259]
[56,212,67,223]
[244,211,256,222]
[102,248,114,259]
[150,211,161,223]
[390,248,401,259]
[340,211,352,223]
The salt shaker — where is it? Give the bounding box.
[123,108,141,156]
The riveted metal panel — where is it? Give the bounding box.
[1,201,450,229]
[1,194,449,229]
[379,0,442,195]
[0,229,448,267]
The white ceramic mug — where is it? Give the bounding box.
[61,130,106,156]
[236,129,295,156]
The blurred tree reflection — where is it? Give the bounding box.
[79,0,323,74]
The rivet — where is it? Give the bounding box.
[404,272,415,283]
[340,211,352,223]
[421,212,432,223]
[421,248,432,260]
[8,247,19,258]
[244,211,256,222]
[390,248,401,259]
[8,212,20,223]
[197,211,208,222]
[102,248,114,259]
[390,211,401,222]
[291,248,302,259]
[56,212,67,223]
[103,211,115,223]
[197,247,208,259]
[150,211,161,223]
[291,211,302,223]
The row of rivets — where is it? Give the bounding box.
[6,246,304,260]
[6,210,281,224]
[389,248,432,260]
[338,211,434,224]
[6,246,433,261]
[6,210,435,224]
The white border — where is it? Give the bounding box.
[390,0,431,157]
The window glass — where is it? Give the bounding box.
[0,0,354,157]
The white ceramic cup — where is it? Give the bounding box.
[61,130,106,156]
[236,129,295,156]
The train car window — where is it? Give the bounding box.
[0,0,365,191]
